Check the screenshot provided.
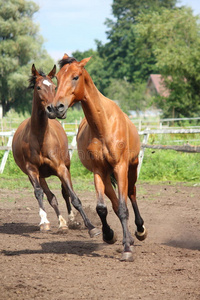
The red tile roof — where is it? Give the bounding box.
[147,74,170,97]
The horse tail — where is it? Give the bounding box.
[110,173,117,188]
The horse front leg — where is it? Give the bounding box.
[28,170,50,231]
[58,165,101,237]
[114,163,134,262]
[39,178,68,232]
[94,172,117,244]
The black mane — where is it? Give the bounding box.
[58,57,76,69]
[28,70,46,89]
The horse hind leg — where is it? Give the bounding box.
[39,178,68,232]
[61,184,75,221]
[61,184,81,229]
[128,165,147,241]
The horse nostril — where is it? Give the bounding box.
[47,105,53,113]
[56,103,65,112]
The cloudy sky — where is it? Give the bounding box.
[34,0,200,62]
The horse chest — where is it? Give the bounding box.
[87,140,118,166]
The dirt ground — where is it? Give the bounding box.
[0,182,199,300]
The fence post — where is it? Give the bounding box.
[137,129,149,178]
[0,131,14,174]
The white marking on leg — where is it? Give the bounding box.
[68,210,75,222]
[43,79,52,86]
[39,208,50,225]
[58,215,67,228]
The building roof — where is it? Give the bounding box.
[147,74,170,97]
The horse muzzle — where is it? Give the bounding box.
[46,104,57,119]
[48,102,68,119]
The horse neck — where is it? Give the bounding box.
[81,71,110,137]
[30,91,48,137]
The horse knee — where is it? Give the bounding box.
[117,201,129,221]
[34,187,43,201]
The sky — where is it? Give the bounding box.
[34,0,200,63]
[34,0,113,62]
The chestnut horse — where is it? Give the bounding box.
[12,64,98,236]
[49,54,147,261]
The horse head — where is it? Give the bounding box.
[50,54,91,119]
[29,64,57,119]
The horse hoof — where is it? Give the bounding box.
[120,251,134,262]
[40,223,51,232]
[57,225,68,233]
[135,225,147,241]
[68,221,81,230]
[103,232,117,244]
[89,227,101,238]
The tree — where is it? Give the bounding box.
[134,7,200,117]
[0,0,54,115]
[104,79,150,114]
[97,0,177,84]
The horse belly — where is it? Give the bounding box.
[39,164,57,178]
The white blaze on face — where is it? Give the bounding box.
[43,79,52,87]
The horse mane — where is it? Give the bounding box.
[28,70,46,89]
[58,57,76,69]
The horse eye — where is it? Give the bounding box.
[73,76,79,81]
[37,86,41,90]
[55,86,57,91]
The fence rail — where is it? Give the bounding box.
[1,127,200,175]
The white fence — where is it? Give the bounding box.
[1,127,200,175]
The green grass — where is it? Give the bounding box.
[140,148,200,182]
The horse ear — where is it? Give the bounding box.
[48,65,56,78]
[32,64,40,77]
[79,57,91,68]
[62,53,69,59]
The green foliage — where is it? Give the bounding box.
[135,7,200,117]
[64,107,84,123]
[0,0,54,115]
[97,0,177,85]
[104,79,150,114]
[111,0,177,21]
